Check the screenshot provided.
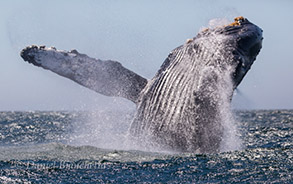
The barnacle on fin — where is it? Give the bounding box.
[186,39,193,44]
[202,28,209,32]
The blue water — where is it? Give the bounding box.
[0,110,292,183]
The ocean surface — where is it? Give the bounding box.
[0,110,292,183]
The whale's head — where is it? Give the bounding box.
[224,16,263,88]
[195,16,263,89]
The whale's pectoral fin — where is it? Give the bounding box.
[20,45,148,103]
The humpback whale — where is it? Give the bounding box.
[20,17,263,153]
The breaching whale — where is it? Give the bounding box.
[20,17,263,153]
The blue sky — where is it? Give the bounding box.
[0,0,292,110]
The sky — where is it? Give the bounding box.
[0,0,292,111]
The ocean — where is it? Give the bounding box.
[0,110,292,183]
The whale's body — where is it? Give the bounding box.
[21,17,263,153]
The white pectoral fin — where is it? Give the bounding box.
[21,45,147,103]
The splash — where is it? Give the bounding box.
[216,67,243,152]
[68,109,135,150]
[200,18,230,32]
[208,18,231,28]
